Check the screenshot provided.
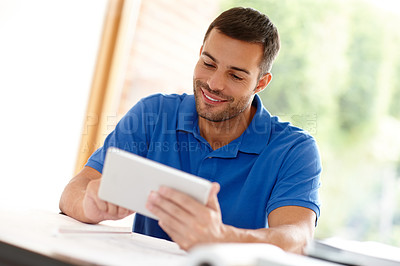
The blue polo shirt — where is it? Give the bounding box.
[86,93,321,241]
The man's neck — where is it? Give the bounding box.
[198,105,257,150]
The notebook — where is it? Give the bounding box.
[305,238,400,266]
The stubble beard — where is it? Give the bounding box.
[193,79,253,123]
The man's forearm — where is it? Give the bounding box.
[223,224,313,254]
[147,185,316,252]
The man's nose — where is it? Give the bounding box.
[207,71,225,92]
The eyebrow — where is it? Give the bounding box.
[202,51,251,75]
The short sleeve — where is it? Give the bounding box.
[266,136,322,221]
[85,98,157,173]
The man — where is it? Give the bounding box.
[60,7,321,254]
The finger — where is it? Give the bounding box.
[94,197,108,212]
[107,202,118,216]
[146,195,185,232]
[147,191,190,222]
[206,182,221,212]
[158,219,181,238]
[157,186,204,215]
[158,219,191,250]
[117,207,134,217]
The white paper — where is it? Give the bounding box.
[0,208,186,266]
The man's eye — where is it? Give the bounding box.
[231,74,243,81]
[203,62,215,68]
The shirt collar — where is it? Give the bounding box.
[239,94,272,154]
[176,94,272,155]
[177,94,198,133]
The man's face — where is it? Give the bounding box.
[193,29,266,122]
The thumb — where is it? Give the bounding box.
[206,182,221,212]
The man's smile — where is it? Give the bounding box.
[201,88,229,104]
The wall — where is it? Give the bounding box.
[83,0,219,152]
[117,0,219,118]
[0,0,108,211]
[0,0,219,212]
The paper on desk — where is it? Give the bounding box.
[0,208,187,266]
[185,243,338,266]
[305,237,400,266]
[57,224,132,234]
[54,228,187,265]
[186,243,282,266]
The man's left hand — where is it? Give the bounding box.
[146,182,227,250]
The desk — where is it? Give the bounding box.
[0,208,186,265]
[4,207,389,266]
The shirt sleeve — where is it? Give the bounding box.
[85,98,157,173]
[266,135,322,221]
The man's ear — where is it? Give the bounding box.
[254,73,272,94]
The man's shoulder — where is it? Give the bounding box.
[128,93,194,113]
[141,93,191,104]
[269,115,316,146]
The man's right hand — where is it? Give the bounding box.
[60,166,133,224]
[83,179,133,223]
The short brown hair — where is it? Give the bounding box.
[204,7,280,75]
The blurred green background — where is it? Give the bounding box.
[222,0,400,246]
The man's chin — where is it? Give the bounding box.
[198,111,233,123]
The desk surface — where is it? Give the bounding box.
[5,207,391,266]
[0,207,186,265]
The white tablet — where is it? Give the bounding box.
[98,147,212,220]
